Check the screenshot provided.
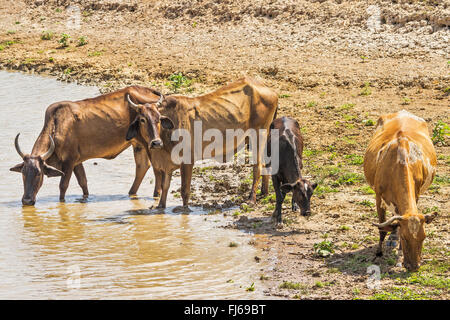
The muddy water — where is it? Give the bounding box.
[0,71,269,299]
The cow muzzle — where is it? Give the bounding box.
[150,139,163,149]
[22,197,35,206]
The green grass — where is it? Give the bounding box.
[279,281,306,290]
[394,272,450,289]
[341,136,356,145]
[333,172,365,186]
[88,50,104,57]
[314,281,334,288]
[359,82,372,96]
[314,240,335,257]
[314,184,339,196]
[229,241,239,247]
[370,287,442,300]
[358,185,375,195]
[232,211,241,217]
[306,101,318,108]
[260,194,276,204]
[246,282,255,292]
[165,72,192,93]
[41,30,53,40]
[77,36,88,46]
[0,39,16,51]
[339,253,372,272]
[344,154,364,165]
[303,148,322,157]
[362,119,375,126]
[339,103,355,111]
[401,97,412,105]
[431,121,449,146]
[58,33,70,48]
[358,200,375,207]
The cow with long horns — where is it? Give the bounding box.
[10,86,162,205]
[364,110,438,271]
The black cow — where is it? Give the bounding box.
[263,116,317,224]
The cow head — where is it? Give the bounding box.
[10,134,64,206]
[125,94,174,150]
[373,212,438,271]
[280,178,317,216]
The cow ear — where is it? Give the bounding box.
[160,116,174,130]
[43,164,64,177]
[10,163,24,173]
[424,212,438,224]
[280,181,298,193]
[377,223,399,233]
[126,118,139,141]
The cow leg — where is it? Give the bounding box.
[272,175,285,224]
[292,198,299,212]
[248,163,261,204]
[180,163,194,207]
[153,168,163,198]
[59,162,74,202]
[129,145,151,196]
[73,163,89,198]
[375,195,387,257]
[156,170,173,209]
[387,206,400,248]
[261,174,270,196]
[249,131,269,203]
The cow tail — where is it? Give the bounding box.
[273,105,278,121]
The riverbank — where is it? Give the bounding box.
[1,0,448,300]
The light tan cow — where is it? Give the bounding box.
[364,110,438,271]
[125,76,278,209]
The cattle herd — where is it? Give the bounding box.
[9,76,438,272]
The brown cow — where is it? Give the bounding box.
[10,86,162,205]
[263,116,317,224]
[125,76,278,209]
[364,110,438,271]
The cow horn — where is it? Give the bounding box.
[372,215,403,228]
[14,133,25,159]
[41,135,55,161]
[156,92,164,107]
[127,94,139,111]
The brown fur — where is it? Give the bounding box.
[10,86,161,205]
[363,110,437,271]
[130,76,278,208]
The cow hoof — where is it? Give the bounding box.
[386,240,398,248]
[292,203,299,212]
[173,206,192,213]
[375,251,383,257]
[275,222,284,229]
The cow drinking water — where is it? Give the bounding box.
[10,86,162,205]
[262,116,317,224]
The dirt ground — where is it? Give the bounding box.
[0,0,448,300]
